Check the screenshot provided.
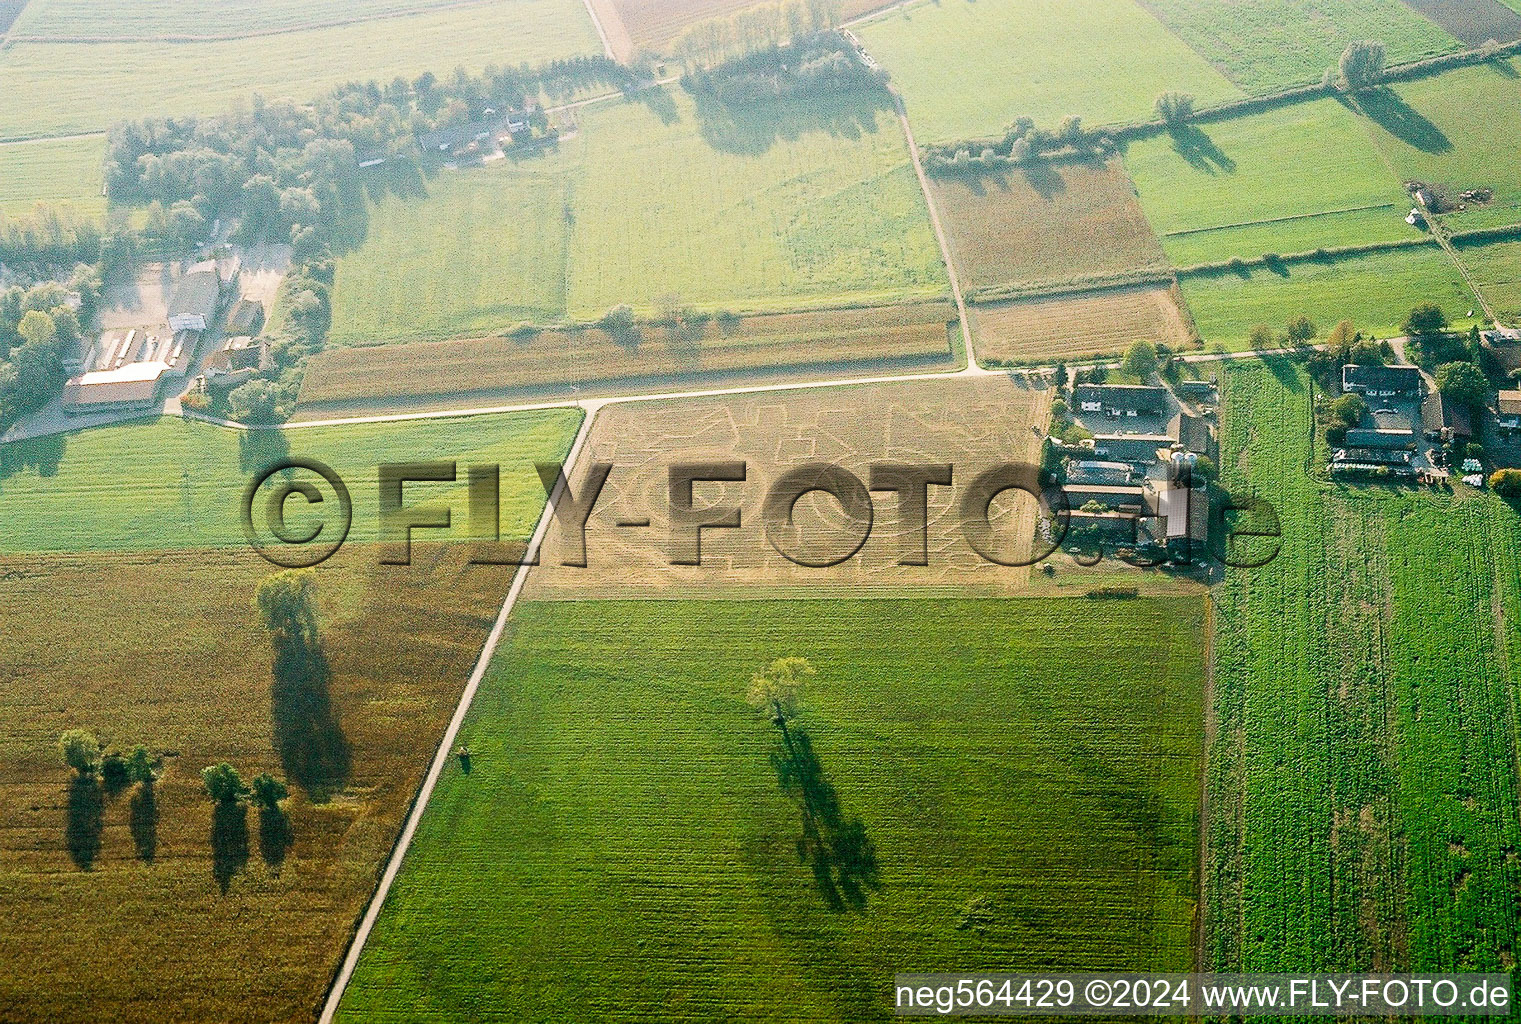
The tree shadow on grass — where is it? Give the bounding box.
[211,801,249,894]
[632,86,680,126]
[1355,87,1451,154]
[770,725,881,911]
[129,784,158,863]
[1168,125,1235,174]
[271,640,351,802]
[258,807,294,873]
[689,89,892,156]
[0,433,65,494]
[65,776,104,871]
[237,427,291,477]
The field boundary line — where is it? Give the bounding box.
[3,0,509,46]
[315,401,601,1024]
[579,0,623,61]
[1162,202,1400,238]
[888,87,978,368]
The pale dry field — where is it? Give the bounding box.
[971,284,1194,364]
[526,375,1053,598]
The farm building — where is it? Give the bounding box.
[1093,433,1174,466]
[1342,363,1423,399]
[1332,446,1415,468]
[1073,383,1167,416]
[1175,378,1217,401]
[206,335,266,375]
[60,362,165,413]
[1067,509,1138,538]
[1148,482,1209,546]
[1498,390,1521,431]
[167,263,227,333]
[1063,483,1147,512]
[1343,427,1416,449]
[1421,391,1472,439]
[1168,411,1213,455]
[1066,460,1133,485]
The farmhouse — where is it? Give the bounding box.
[1497,390,1521,431]
[1093,433,1174,466]
[1420,391,1472,439]
[1342,363,1422,399]
[1073,383,1167,417]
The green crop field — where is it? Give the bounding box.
[0,136,106,217]
[1357,58,1521,232]
[1180,245,1480,346]
[0,410,581,552]
[8,0,508,36]
[329,86,946,344]
[1207,358,1521,973]
[335,596,1206,1022]
[0,0,600,141]
[1138,0,1459,92]
[1122,97,1413,266]
[853,0,1241,144]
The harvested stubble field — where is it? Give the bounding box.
[0,135,107,217]
[1136,0,1460,92]
[854,0,1240,143]
[299,303,956,414]
[1357,58,1521,232]
[0,406,581,1023]
[525,376,1051,599]
[1122,96,1414,267]
[0,411,582,552]
[327,86,945,345]
[932,158,1168,295]
[335,595,1205,1022]
[0,0,601,140]
[1179,245,1481,347]
[971,285,1193,364]
[0,544,534,1024]
[1207,357,1521,974]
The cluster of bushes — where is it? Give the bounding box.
[924,115,1114,176]
[0,267,101,428]
[1491,468,1521,499]
[59,729,161,789]
[1323,393,1368,446]
[682,32,880,102]
[670,0,842,69]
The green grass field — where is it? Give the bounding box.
[1138,0,1459,92]
[1457,238,1521,322]
[330,87,946,344]
[0,135,106,217]
[1180,245,1480,346]
[1123,97,1413,266]
[1208,358,1521,972]
[853,0,1241,144]
[335,596,1205,1021]
[0,0,600,141]
[0,411,581,552]
[329,165,570,345]
[1357,58,1521,232]
[8,0,504,36]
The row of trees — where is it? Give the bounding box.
[671,0,843,70]
[924,114,1115,176]
[682,32,882,103]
